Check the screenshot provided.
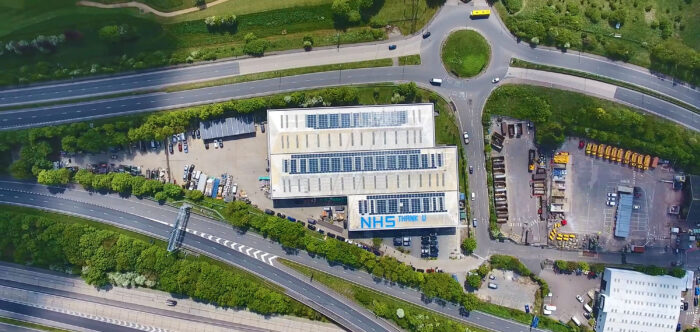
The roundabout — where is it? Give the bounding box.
[441,29,491,78]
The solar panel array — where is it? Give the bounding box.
[306,111,407,130]
[199,115,255,141]
[282,150,444,174]
[358,193,446,215]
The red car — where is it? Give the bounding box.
[578,140,585,149]
[178,142,182,152]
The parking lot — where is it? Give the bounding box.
[539,268,598,327]
[475,269,539,312]
[560,138,684,251]
[371,228,461,262]
[488,117,544,244]
[680,277,699,329]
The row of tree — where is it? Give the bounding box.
[0,208,321,319]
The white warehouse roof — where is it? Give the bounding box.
[267,104,436,155]
[596,268,686,332]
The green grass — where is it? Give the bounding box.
[164,58,394,92]
[497,0,700,70]
[0,0,439,86]
[92,0,213,12]
[281,259,489,332]
[441,30,490,77]
[509,59,699,114]
[398,54,421,66]
[0,317,69,332]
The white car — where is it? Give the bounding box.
[463,132,470,144]
[492,77,500,83]
[607,201,616,207]
[576,295,584,303]
[607,193,617,198]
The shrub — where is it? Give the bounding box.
[37,168,72,186]
[461,238,477,254]
[502,0,523,13]
[243,39,268,56]
[369,17,388,28]
[98,25,138,44]
[204,15,237,32]
[604,40,633,61]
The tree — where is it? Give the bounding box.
[461,238,477,254]
[154,191,167,202]
[162,183,184,200]
[186,190,204,202]
[244,39,269,57]
[110,172,133,194]
[460,293,479,311]
[466,273,482,289]
[74,169,95,189]
[194,0,205,6]
[37,168,72,186]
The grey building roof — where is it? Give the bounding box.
[689,175,700,223]
[199,115,255,141]
[614,193,633,238]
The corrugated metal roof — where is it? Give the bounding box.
[614,193,633,238]
[199,116,255,141]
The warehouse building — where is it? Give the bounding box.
[199,115,255,141]
[267,104,460,232]
[596,268,686,332]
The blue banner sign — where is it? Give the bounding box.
[360,215,427,229]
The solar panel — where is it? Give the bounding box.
[305,111,408,129]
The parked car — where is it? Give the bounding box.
[492,77,500,83]
[327,233,336,239]
[388,44,397,50]
[307,224,316,231]
[607,201,616,206]
[576,295,584,303]
[472,218,478,227]
[307,218,317,225]
[489,275,496,280]
[286,216,297,222]
[218,139,223,148]
[261,123,265,133]
[525,304,530,313]
[318,229,325,235]
[394,237,403,246]
[402,236,411,246]
[336,236,346,242]
[488,282,498,289]
[183,142,188,153]
[165,299,177,306]
[277,212,286,219]
[264,209,275,215]
[684,302,689,311]
[178,142,182,152]
[195,129,200,139]
[422,31,431,38]
[169,144,174,154]
[469,165,473,174]
[463,132,469,144]
[205,142,209,149]
[608,193,618,198]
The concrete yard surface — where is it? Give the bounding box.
[475,269,538,312]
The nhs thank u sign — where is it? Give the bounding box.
[360,215,427,229]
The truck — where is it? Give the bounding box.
[636,154,644,169]
[631,245,645,253]
[597,144,605,158]
[616,148,624,162]
[643,155,651,170]
[516,123,523,138]
[611,147,618,162]
[501,122,507,136]
[585,143,592,155]
[624,150,632,165]
[651,156,659,169]
[508,124,515,138]
[528,149,536,172]
[630,152,638,167]
[605,145,612,160]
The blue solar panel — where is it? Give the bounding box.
[331,158,341,172]
[305,111,408,129]
[615,193,633,238]
[285,150,442,174]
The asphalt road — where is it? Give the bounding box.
[0,275,271,332]
[0,299,136,332]
[0,180,549,332]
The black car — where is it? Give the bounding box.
[430,251,439,257]
[318,229,325,235]
[695,297,698,306]
[388,44,397,50]
[336,236,346,242]
[195,129,201,139]
[393,237,403,246]
[684,302,689,310]
[327,233,336,239]
[165,299,177,306]
[264,209,275,215]
[261,123,266,133]
[421,238,430,245]
[469,165,473,174]
[307,218,317,225]
[422,31,431,38]
[205,142,209,149]
[307,224,316,231]
[286,216,296,222]
[169,144,174,154]
[416,268,425,273]
[277,212,286,218]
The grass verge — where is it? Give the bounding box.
[0,317,69,332]
[398,54,421,66]
[164,58,394,92]
[510,59,699,114]
[441,30,490,77]
[280,259,489,332]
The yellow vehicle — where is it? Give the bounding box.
[616,148,624,163]
[597,144,605,158]
[569,234,576,239]
[585,143,592,155]
[637,154,644,169]
[470,9,491,17]
[591,144,598,156]
[604,146,612,160]
[611,147,618,162]
[643,155,651,170]
[631,152,638,167]
[549,234,554,241]
[624,150,632,164]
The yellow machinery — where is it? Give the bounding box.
[597,144,605,158]
[585,143,592,155]
[611,147,618,162]
[631,152,638,167]
[643,155,651,170]
[604,145,612,160]
[624,150,632,164]
[616,148,624,163]
[591,144,598,156]
[637,154,644,169]
[553,152,569,164]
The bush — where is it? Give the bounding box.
[604,41,634,61]
[98,25,138,44]
[204,15,237,32]
[37,168,72,186]
[502,0,523,13]
[466,273,482,289]
[461,238,477,254]
[369,17,387,28]
[244,39,268,57]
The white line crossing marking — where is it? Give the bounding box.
[245,247,253,255]
[223,240,229,246]
[252,250,261,259]
[237,244,245,252]
[259,253,268,261]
